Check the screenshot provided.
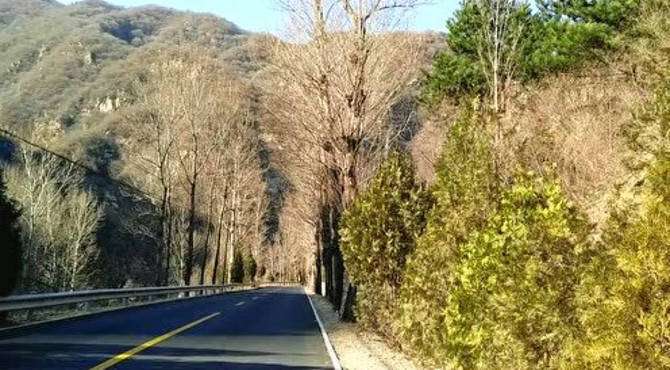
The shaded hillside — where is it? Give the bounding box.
[0,0,270,289]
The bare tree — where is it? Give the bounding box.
[3,124,102,292]
[62,189,103,291]
[123,47,263,286]
[267,0,423,319]
[472,0,528,140]
[123,61,183,285]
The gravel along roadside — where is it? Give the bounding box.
[308,293,420,370]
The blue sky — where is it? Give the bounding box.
[56,0,457,33]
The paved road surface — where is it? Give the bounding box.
[0,286,335,369]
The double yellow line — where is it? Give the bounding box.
[90,312,221,370]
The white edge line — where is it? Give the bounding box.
[304,287,343,370]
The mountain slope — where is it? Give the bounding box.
[0,0,251,134]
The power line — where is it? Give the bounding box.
[0,127,159,204]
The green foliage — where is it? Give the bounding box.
[574,75,670,369]
[538,0,640,30]
[231,250,244,284]
[340,151,431,334]
[243,253,257,283]
[423,0,637,104]
[0,169,21,297]
[422,0,530,104]
[399,105,588,368]
[398,106,498,363]
[442,172,587,369]
[520,17,614,80]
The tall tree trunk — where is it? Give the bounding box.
[314,217,323,295]
[156,185,168,285]
[212,204,226,284]
[199,177,218,285]
[164,188,173,285]
[226,187,237,283]
[163,191,174,286]
[339,153,358,321]
[185,178,197,286]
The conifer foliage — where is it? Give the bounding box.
[575,75,670,369]
[442,173,588,369]
[231,251,245,284]
[398,106,498,362]
[340,151,431,334]
[244,254,258,283]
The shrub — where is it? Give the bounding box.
[340,151,431,335]
[442,172,588,369]
[574,74,670,369]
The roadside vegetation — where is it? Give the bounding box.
[1,0,670,367]
[336,0,670,368]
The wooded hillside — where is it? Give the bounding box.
[2,1,670,368]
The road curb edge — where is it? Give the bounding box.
[304,287,344,370]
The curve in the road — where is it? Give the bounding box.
[0,286,335,370]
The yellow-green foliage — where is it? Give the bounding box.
[442,173,588,369]
[398,106,498,364]
[340,152,431,335]
[575,76,670,370]
[399,105,589,368]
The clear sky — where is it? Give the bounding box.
[56,0,457,34]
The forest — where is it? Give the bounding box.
[0,0,669,368]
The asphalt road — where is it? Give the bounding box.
[0,286,335,370]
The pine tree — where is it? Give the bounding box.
[340,151,431,335]
[422,0,532,105]
[0,168,22,297]
[538,0,640,30]
[424,0,635,104]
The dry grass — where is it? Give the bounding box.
[409,101,456,184]
[408,71,645,226]
[501,70,647,226]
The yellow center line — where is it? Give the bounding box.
[90,312,221,370]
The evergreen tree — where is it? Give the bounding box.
[422,0,531,105]
[575,73,670,369]
[424,0,637,104]
[442,172,588,369]
[398,105,498,364]
[243,254,257,283]
[538,0,640,30]
[340,151,431,335]
[0,168,21,297]
[231,251,244,284]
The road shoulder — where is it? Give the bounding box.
[307,292,420,370]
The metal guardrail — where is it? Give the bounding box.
[0,284,250,313]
